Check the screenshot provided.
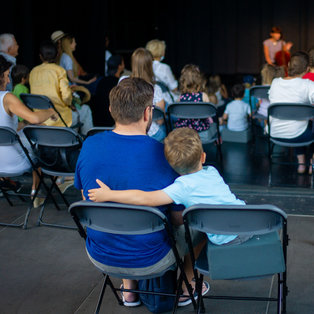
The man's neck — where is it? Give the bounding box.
[113,122,147,136]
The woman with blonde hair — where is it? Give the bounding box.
[59,34,98,93]
[146,39,179,104]
[119,47,167,142]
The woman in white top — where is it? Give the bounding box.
[0,55,57,194]
[269,51,314,174]
[119,47,167,142]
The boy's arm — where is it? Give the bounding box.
[88,179,173,206]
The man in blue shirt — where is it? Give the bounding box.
[75,77,185,306]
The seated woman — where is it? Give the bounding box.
[268,51,314,174]
[175,64,214,142]
[58,34,99,95]
[0,55,57,201]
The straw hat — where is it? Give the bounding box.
[71,85,91,104]
[51,30,67,43]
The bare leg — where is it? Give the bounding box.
[32,169,41,191]
[121,279,138,302]
[297,154,306,174]
[181,238,207,295]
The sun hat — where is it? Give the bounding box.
[51,30,67,43]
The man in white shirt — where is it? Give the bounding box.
[268,51,314,174]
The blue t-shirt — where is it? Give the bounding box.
[74,131,181,268]
[162,167,245,245]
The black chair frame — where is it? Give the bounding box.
[183,204,289,314]
[69,201,197,314]
[267,103,314,188]
[23,125,82,229]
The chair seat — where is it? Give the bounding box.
[196,232,285,280]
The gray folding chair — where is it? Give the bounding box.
[69,201,196,314]
[153,106,168,135]
[166,102,222,162]
[23,125,82,229]
[20,93,69,127]
[0,127,41,229]
[183,204,288,314]
[267,103,314,188]
[249,85,270,144]
[86,126,114,138]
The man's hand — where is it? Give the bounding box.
[88,179,111,202]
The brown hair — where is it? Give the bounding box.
[131,48,155,84]
[164,127,203,175]
[109,77,154,124]
[288,51,309,77]
[308,47,314,68]
[179,64,206,94]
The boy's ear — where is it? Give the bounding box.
[201,152,206,164]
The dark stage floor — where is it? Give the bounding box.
[0,136,313,313]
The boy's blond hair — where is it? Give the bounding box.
[146,39,166,59]
[164,128,203,175]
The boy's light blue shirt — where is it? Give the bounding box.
[162,166,245,245]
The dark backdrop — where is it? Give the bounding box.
[1,0,313,81]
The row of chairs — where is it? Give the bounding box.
[69,201,289,314]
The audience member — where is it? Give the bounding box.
[93,54,125,126]
[11,64,30,127]
[120,47,167,142]
[75,77,206,307]
[221,83,251,132]
[146,39,179,104]
[303,48,314,82]
[0,55,57,204]
[58,34,99,95]
[88,127,250,303]
[208,74,229,112]
[29,40,94,136]
[0,33,19,91]
[255,64,285,125]
[104,34,112,76]
[269,51,314,174]
[175,64,214,142]
[242,74,258,110]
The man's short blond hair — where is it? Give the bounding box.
[164,128,203,175]
[146,39,166,59]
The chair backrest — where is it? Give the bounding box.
[249,85,270,101]
[86,126,114,138]
[267,103,314,121]
[23,125,82,148]
[69,201,168,237]
[166,102,217,120]
[183,204,287,236]
[0,126,19,146]
[152,106,166,122]
[20,93,68,127]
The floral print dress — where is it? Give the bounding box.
[174,92,213,132]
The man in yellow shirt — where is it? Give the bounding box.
[29,40,93,135]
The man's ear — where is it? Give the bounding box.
[109,105,111,113]
[143,106,151,122]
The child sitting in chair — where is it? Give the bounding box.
[221,83,251,132]
[88,127,249,246]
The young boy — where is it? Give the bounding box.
[221,83,251,132]
[12,64,30,125]
[88,127,247,246]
